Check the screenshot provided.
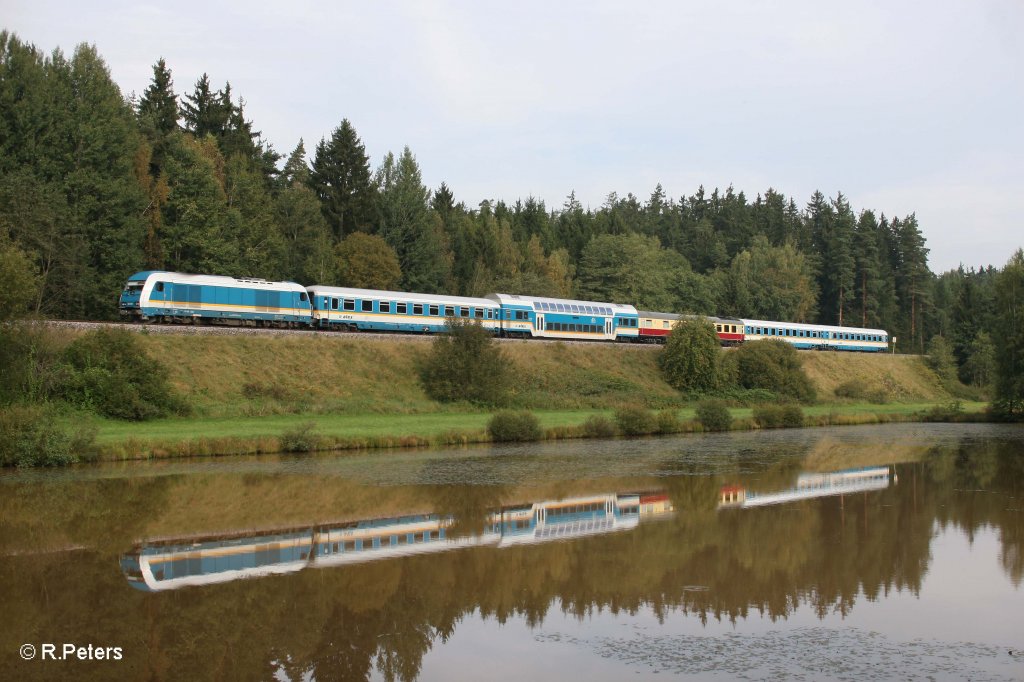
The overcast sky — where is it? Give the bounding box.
[6,1,1022,272]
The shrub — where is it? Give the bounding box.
[581,415,617,439]
[0,406,95,467]
[419,318,509,406]
[733,340,816,403]
[60,329,187,420]
[695,400,733,431]
[753,403,805,429]
[614,406,657,436]
[834,379,870,400]
[279,422,321,453]
[659,318,720,392]
[656,409,681,434]
[488,411,542,442]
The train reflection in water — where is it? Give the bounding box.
[718,466,894,509]
[121,492,674,592]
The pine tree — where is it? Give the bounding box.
[375,147,451,292]
[179,73,228,138]
[308,119,376,240]
[137,58,178,140]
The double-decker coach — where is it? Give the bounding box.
[486,293,639,341]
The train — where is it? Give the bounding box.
[118,270,889,351]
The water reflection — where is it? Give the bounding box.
[121,492,675,592]
[718,466,892,508]
[2,424,1023,682]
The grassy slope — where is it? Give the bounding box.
[71,332,962,452]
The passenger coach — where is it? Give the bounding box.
[306,285,500,333]
[486,293,639,341]
[118,271,312,326]
[637,311,745,346]
[741,319,889,352]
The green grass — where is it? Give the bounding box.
[74,399,991,456]
[80,409,612,445]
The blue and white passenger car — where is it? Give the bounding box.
[741,318,888,352]
[306,285,500,333]
[485,293,640,341]
[118,271,313,326]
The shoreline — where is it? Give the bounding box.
[79,401,989,463]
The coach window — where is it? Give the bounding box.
[361,300,373,312]
[429,304,439,316]
[474,309,483,319]
[331,298,339,310]
[413,304,424,315]
[380,301,390,313]
[460,306,469,317]
[397,302,407,314]
[344,299,355,311]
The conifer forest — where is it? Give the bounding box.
[0,33,1019,392]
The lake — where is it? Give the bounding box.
[2,423,1023,681]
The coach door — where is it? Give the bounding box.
[537,314,544,335]
[605,319,613,338]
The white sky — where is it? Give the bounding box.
[5,0,1022,272]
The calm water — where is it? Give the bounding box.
[2,423,1023,681]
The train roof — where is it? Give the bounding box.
[129,271,306,292]
[741,318,888,335]
[637,311,743,324]
[307,285,497,308]
[487,293,638,314]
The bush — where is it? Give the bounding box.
[696,400,733,431]
[0,406,95,467]
[60,329,187,420]
[279,422,320,453]
[581,415,617,438]
[614,406,657,436]
[656,409,681,434]
[0,323,66,406]
[753,403,805,429]
[419,318,509,406]
[488,411,542,442]
[659,318,720,392]
[834,379,870,400]
[733,340,816,403]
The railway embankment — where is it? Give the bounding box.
[6,324,980,463]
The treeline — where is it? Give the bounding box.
[0,33,1017,370]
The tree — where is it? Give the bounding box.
[577,233,685,310]
[925,335,957,385]
[309,119,376,239]
[136,57,178,174]
[724,236,817,321]
[659,317,720,393]
[993,250,1024,418]
[179,73,228,139]
[159,133,238,274]
[376,147,451,292]
[732,339,817,402]
[275,141,336,284]
[961,331,995,388]
[337,232,402,290]
[418,317,509,406]
[0,238,39,320]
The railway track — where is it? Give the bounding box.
[40,320,661,349]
